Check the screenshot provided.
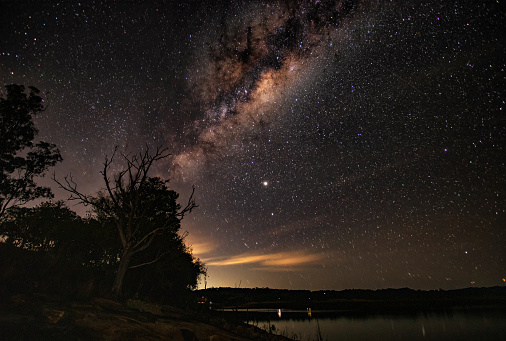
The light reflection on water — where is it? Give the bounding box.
[240,308,506,341]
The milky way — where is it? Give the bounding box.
[1,0,505,290]
[171,0,379,180]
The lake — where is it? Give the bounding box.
[220,307,506,340]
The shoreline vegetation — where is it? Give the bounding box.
[197,286,506,314]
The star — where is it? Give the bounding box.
[1,0,504,291]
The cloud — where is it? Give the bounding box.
[207,250,325,269]
[188,240,218,257]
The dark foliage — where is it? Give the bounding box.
[122,231,206,305]
[0,198,204,304]
[0,240,109,299]
[0,201,116,267]
[1,85,203,302]
[53,146,203,298]
[0,84,62,219]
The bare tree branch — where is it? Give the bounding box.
[52,172,94,206]
[52,145,194,297]
[177,185,198,219]
[128,251,169,269]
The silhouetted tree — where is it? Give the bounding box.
[0,201,123,297]
[0,201,115,266]
[54,146,199,297]
[122,230,206,304]
[0,84,62,220]
[0,201,78,251]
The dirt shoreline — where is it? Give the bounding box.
[0,293,294,341]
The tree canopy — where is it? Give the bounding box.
[54,146,201,297]
[1,86,204,303]
[0,84,62,219]
[0,201,115,266]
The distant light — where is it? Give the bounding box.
[262,181,268,186]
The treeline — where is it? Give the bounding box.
[0,84,205,305]
[0,201,203,305]
[198,286,506,311]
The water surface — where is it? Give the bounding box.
[238,308,505,340]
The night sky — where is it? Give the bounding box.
[1,0,505,291]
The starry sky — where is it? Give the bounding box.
[1,0,505,291]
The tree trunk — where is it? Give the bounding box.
[112,250,132,298]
